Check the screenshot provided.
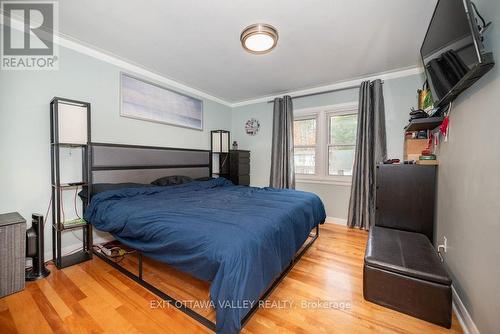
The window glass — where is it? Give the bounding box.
[328,146,355,176]
[293,109,358,178]
[329,114,357,145]
[294,147,315,175]
[329,114,357,176]
[294,119,316,146]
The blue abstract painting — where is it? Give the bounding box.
[121,73,203,130]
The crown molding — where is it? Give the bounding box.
[58,35,233,107]
[2,13,232,106]
[3,12,423,109]
[230,66,424,108]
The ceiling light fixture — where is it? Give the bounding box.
[240,23,278,54]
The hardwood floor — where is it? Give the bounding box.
[0,224,463,333]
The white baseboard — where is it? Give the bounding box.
[325,217,347,226]
[452,285,480,334]
[43,234,114,263]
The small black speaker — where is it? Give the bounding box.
[25,214,50,281]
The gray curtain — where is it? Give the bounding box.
[347,79,387,229]
[270,95,295,189]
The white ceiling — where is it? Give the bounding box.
[59,0,437,103]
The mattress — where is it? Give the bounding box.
[84,178,326,333]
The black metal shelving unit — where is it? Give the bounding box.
[210,130,230,179]
[50,97,93,269]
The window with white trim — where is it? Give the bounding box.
[328,113,357,176]
[293,117,317,175]
[293,104,358,183]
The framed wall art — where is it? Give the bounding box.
[120,73,203,130]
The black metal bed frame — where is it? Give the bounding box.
[87,142,321,332]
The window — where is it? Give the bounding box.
[293,118,317,174]
[328,114,357,176]
[293,104,358,184]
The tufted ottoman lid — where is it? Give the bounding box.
[365,226,451,285]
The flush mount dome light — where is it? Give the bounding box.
[240,23,278,54]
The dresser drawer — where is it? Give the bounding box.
[229,150,251,186]
[237,164,250,175]
[234,156,250,165]
[235,151,250,159]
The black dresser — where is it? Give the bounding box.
[230,150,250,186]
[375,164,436,243]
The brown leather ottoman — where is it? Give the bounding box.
[363,226,452,328]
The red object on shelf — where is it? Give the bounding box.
[440,116,450,136]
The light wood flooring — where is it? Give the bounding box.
[0,224,463,333]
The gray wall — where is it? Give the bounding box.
[0,46,232,257]
[435,1,500,333]
[231,74,424,219]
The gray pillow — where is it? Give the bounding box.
[151,175,193,186]
[78,182,152,199]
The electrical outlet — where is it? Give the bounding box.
[437,236,447,255]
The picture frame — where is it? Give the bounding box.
[120,72,203,130]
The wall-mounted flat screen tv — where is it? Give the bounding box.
[421,0,494,108]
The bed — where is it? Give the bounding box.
[84,143,326,334]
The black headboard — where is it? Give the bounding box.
[88,142,211,187]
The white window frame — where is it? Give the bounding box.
[294,102,358,186]
[293,114,319,176]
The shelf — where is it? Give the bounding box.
[51,97,92,270]
[59,250,92,268]
[51,142,87,148]
[54,221,89,231]
[52,182,87,188]
[404,116,444,132]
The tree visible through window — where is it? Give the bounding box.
[293,105,358,180]
[293,118,316,174]
[328,114,357,176]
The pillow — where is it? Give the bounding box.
[151,175,193,186]
[78,183,152,200]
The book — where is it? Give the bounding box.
[63,218,86,228]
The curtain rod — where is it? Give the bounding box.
[266,80,384,104]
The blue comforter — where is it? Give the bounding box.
[84,178,325,333]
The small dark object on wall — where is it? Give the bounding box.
[232,141,238,150]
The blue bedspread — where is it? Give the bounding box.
[84,178,326,334]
